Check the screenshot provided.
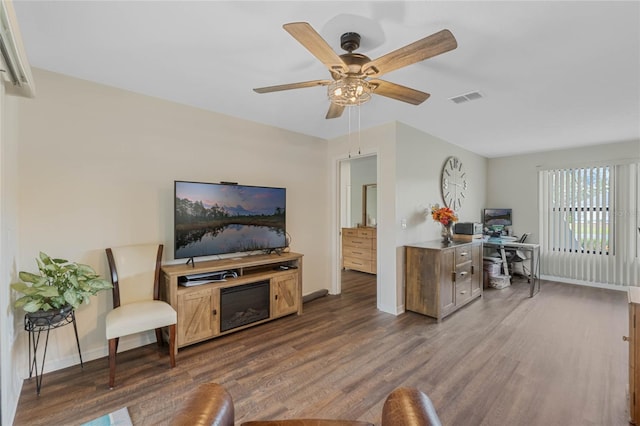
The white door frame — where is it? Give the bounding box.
[334,153,378,295]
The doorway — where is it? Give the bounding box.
[337,154,378,296]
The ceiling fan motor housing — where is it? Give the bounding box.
[340,32,361,52]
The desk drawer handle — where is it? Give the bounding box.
[460,290,467,295]
[459,252,468,257]
[459,271,468,277]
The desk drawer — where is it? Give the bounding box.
[455,263,473,305]
[343,228,359,238]
[342,236,372,249]
[343,257,373,273]
[455,279,473,305]
[357,228,375,238]
[343,246,372,261]
[455,245,472,265]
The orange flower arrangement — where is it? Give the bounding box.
[431,204,458,226]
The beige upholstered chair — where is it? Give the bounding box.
[105,243,176,388]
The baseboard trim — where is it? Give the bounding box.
[541,274,628,292]
[303,289,329,303]
[32,331,156,375]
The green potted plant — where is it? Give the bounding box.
[11,252,112,323]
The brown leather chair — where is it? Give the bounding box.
[243,420,372,426]
[171,383,234,426]
[171,383,441,426]
[381,387,442,426]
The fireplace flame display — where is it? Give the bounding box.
[220,281,270,332]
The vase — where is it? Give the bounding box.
[441,223,453,244]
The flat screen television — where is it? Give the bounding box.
[483,208,512,227]
[174,181,287,259]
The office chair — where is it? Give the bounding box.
[518,233,531,243]
[507,233,531,279]
[105,243,177,388]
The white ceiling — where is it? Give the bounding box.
[12,1,640,158]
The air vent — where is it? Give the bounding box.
[449,91,484,104]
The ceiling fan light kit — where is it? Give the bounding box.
[253,22,458,118]
[328,77,372,106]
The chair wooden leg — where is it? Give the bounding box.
[108,338,117,388]
[155,328,163,347]
[168,324,176,368]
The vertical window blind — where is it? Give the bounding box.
[539,162,639,286]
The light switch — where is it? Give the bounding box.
[401,219,407,229]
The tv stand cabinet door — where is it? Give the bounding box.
[271,272,299,318]
[177,287,219,346]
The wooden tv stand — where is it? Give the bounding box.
[161,252,303,353]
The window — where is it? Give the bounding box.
[539,161,639,287]
[547,166,610,255]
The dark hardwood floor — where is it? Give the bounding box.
[14,272,628,425]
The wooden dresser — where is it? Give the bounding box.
[628,287,640,424]
[342,227,377,274]
[405,240,482,321]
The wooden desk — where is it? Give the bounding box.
[484,239,541,297]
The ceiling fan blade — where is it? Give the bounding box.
[326,103,345,119]
[362,29,457,77]
[369,79,430,105]
[283,22,349,74]
[253,80,331,94]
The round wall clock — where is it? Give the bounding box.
[440,156,467,211]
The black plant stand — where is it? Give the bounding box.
[24,305,83,395]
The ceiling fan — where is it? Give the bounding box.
[253,22,458,119]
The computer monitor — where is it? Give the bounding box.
[483,208,512,228]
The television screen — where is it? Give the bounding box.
[483,208,512,227]
[174,181,286,259]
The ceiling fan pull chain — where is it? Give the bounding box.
[348,106,352,158]
[358,105,362,155]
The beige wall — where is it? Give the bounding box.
[328,122,397,312]
[327,122,487,314]
[13,69,331,373]
[395,123,488,311]
[396,122,488,241]
[349,155,377,228]
[1,77,23,426]
[487,140,640,244]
